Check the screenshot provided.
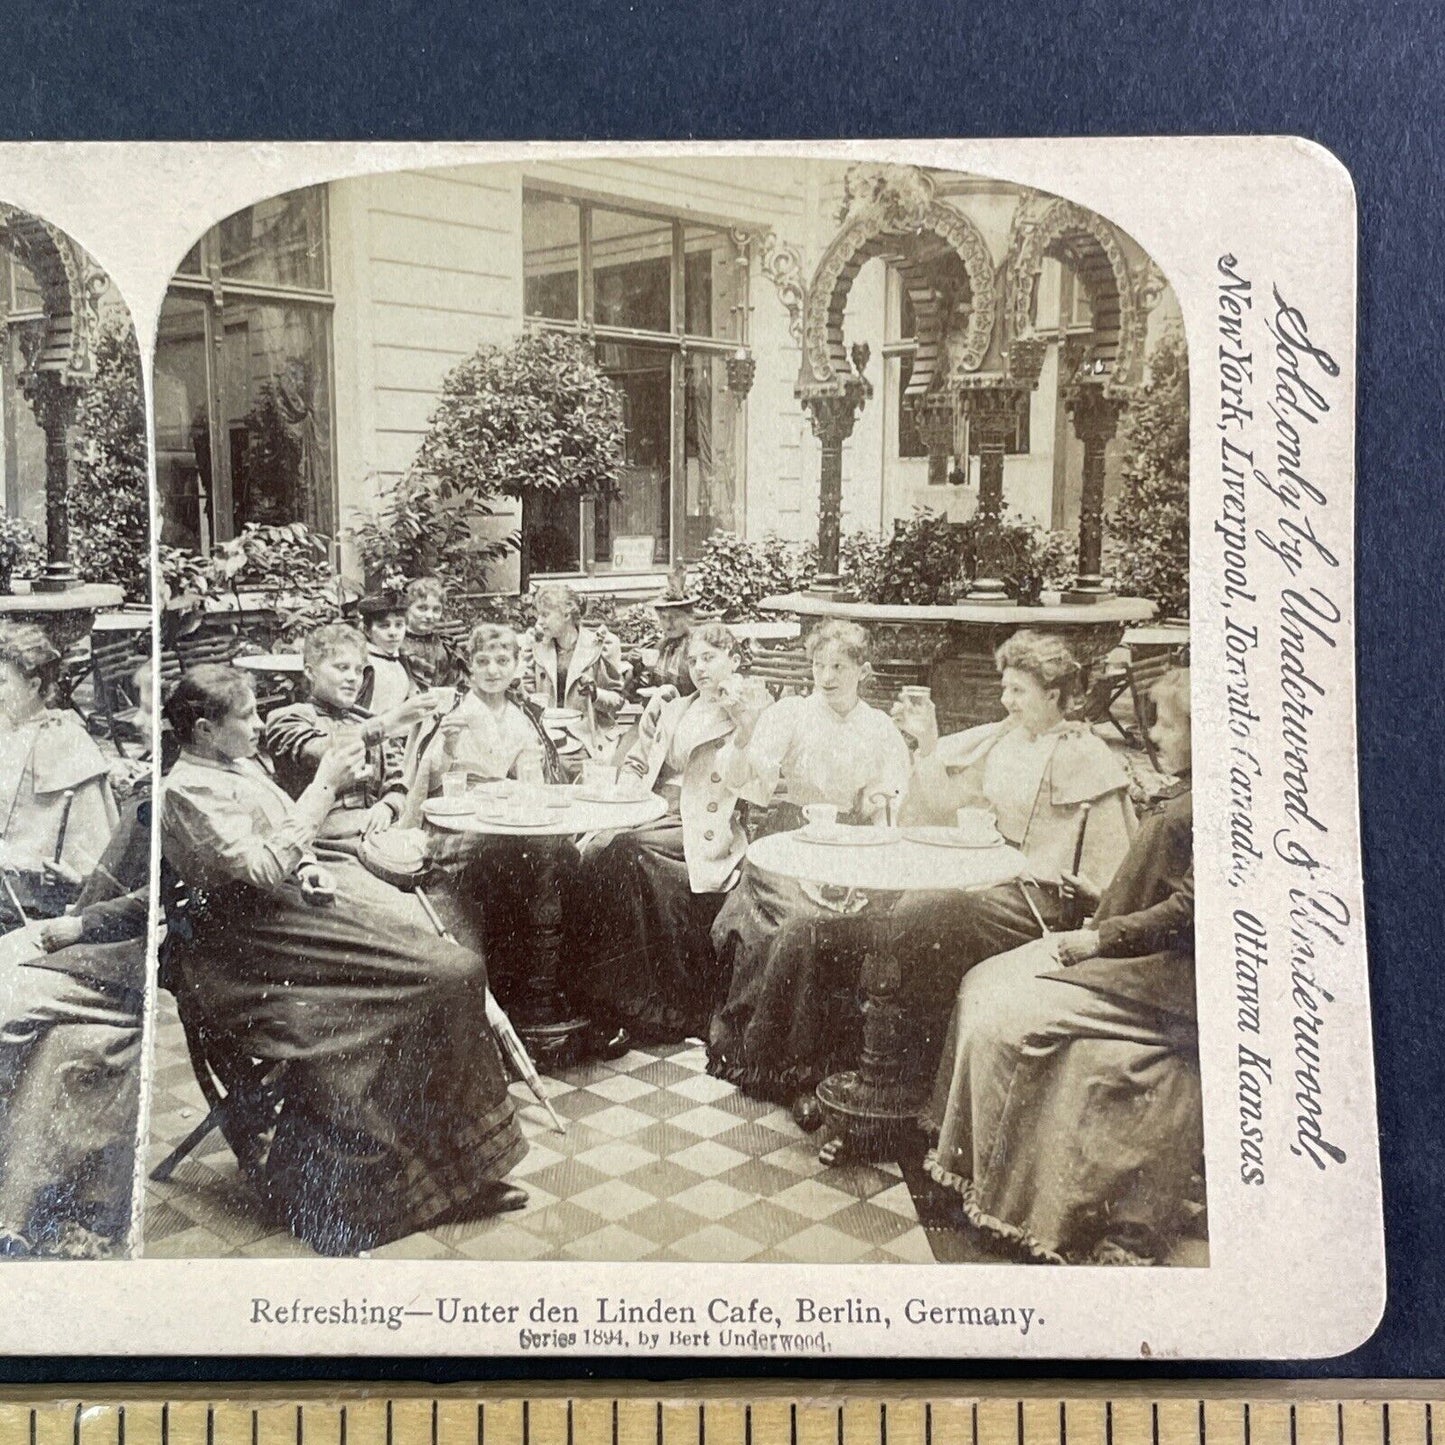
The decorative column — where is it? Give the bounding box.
[21,372,80,593]
[912,393,958,488]
[801,344,871,587]
[960,386,1022,524]
[1063,383,1125,602]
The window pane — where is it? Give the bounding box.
[683,227,739,338]
[682,353,737,556]
[523,192,580,322]
[592,208,672,333]
[7,253,42,313]
[216,186,327,290]
[522,490,581,575]
[153,292,213,551]
[596,342,671,566]
[176,240,204,277]
[219,299,333,535]
[896,355,928,460]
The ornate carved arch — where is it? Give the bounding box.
[797,167,996,398]
[1004,196,1148,396]
[0,205,107,392]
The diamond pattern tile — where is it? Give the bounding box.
[145,993,940,1264]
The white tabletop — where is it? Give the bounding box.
[747,826,1027,894]
[424,786,667,839]
[232,652,305,673]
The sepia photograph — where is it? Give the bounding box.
[0,202,152,1260]
[139,155,1202,1269]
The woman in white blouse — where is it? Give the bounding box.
[707,620,912,1122]
[160,665,527,1256]
[891,629,1136,1085]
[572,623,757,1049]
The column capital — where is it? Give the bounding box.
[1063,382,1126,445]
[802,385,870,447]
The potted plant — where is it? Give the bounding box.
[414,330,626,590]
[0,516,42,596]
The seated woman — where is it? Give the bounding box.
[264,621,437,842]
[0,623,118,921]
[398,623,558,997]
[525,584,625,722]
[925,670,1198,1266]
[707,620,912,1122]
[0,785,150,1257]
[160,665,527,1256]
[572,623,754,1047]
[890,629,1135,1076]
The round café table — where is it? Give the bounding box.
[745,826,1027,1165]
[425,786,667,1066]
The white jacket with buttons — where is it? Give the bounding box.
[621,692,746,895]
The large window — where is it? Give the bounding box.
[155,187,334,552]
[521,189,744,571]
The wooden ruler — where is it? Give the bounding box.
[0,1387,1436,1445]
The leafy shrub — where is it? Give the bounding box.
[68,319,150,602]
[1108,324,1190,618]
[0,517,44,592]
[350,330,626,593]
[163,524,345,644]
[349,467,516,601]
[692,531,818,620]
[838,509,1043,605]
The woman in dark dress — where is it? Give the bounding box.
[572,623,750,1045]
[925,669,1199,1266]
[160,665,527,1256]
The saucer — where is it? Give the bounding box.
[903,825,1002,850]
[799,824,893,847]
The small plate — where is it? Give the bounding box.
[576,785,653,805]
[424,796,479,819]
[543,708,584,725]
[903,825,1002,850]
[798,825,894,847]
[476,809,551,829]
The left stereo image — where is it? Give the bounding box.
[0,202,153,1259]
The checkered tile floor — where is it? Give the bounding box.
[142,995,989,1262]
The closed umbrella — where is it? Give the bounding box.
[413,886,566,1136]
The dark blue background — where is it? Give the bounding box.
[1,0,1439,1384]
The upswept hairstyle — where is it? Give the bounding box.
[804,619,872,667]
[0,623,62,704]
[406,576,446,607]
[303,622,367,670]
[685,620,746,665]
[164,665,254,745]
[993,629,1082,705]
[466,622,521,662]
[534,583,583,624]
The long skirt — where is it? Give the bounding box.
[175,858,525,1255]
[0,949,143,1253]
[572,817,729,1042]
[925,939,1203,1265]
[707,869,1064,1104]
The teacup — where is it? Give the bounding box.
[441,768,470,800]
[955,807,999,846]
[803,802,839,832]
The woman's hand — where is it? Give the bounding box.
[298,864,337,906]
[40,857,84,890]
[39,915,84,951]
[361,801,394,839]
[891,695,940,757]
[1060,870,1102,913]
[1055,928,1102,966]
[315,734,367,794]
[379,693,437,736]
[718,677,770,744]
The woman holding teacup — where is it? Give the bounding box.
[888,629,1136,1077]
[925,669,1197,1265]
[706,620,912,1123]
[570,623,762,1048]
[160,665,528,1256]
